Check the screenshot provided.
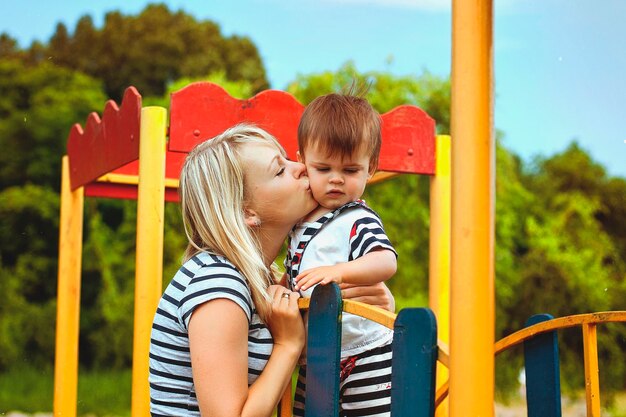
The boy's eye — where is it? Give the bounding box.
[316,167,330,172]
[344,168,359,173]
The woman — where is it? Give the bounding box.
[149,124,393,416]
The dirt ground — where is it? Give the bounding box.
[4,395,625,417]
[495,398,587,417]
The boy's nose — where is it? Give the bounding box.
[329,175,344,184]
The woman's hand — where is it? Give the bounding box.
[266,285,305,354]
[238,286,305,417]
[339,282,396,312]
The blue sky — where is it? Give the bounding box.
[2,0,625,177]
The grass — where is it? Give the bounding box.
[0,366,53,414]
[0,366,131,416]
[611,391,626,417]
[2,365,624,416]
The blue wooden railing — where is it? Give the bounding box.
[305,283,438,417]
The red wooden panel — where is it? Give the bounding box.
[111,159,140,176]
[108,151,184,182]
[85,182,138,200]
[164,151,186,181]
[85,182,179,202]
[169,82,303,160]
[165,188,180,203]
[168,82,435,176]
[380,105,436,175]
[74,83,435,202]
[67,87,141,190]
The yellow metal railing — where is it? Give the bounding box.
[130,107,167,417]
[54,157,84,416]
[435,311,626,415]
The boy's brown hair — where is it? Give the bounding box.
[298,92,382,173]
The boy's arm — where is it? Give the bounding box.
[294,249,396,292]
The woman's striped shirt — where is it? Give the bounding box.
[149,251,273,416]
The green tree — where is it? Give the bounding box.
[0,185,60,369]
[491,142,626,397]
[0,59,106,190]
[40,4,268,100]
[287,61,450,132]
[0,59,104,370]
[0,33,20,59]
[144,70,255,108]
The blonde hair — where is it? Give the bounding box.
[179,124,283,321]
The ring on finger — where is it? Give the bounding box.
[282,292,290,299]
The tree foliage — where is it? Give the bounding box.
[287,61,450,132]
[2,4,268,101]
[0,59,106,190]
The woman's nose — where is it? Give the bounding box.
[291,161,307,178]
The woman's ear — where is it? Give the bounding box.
[244,209,262,227]
[296,151,303,163]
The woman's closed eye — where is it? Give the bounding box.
[276,167,285,176]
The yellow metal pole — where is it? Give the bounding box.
[429,135,451,417]
[131,107,167,417]
[582,323,601,416]
[54,156,84,417]
[450,0,495,415]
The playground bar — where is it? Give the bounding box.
[130,107,167,417]
[450,0,495,415]
[429,135,451,416]
[53,157,84,417]
[582,323,601,416]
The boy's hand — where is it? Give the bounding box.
[294,264,345,292]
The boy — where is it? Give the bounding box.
[287,92,397,417]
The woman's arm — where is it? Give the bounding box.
[189,299,250,416]
[340,281,396,313]
[189,287,304,417]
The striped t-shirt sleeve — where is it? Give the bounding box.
[180,262,253,329]
[348,214,397,261]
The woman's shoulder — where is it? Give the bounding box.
[188,251,240,271]
[175,252,255,324]
[181,252,249,290]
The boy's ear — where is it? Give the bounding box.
[296,151,303,163]
[244,208,262,228]
[367,162,377,178]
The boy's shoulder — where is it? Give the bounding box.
[328,200,382,226]
[340,199,382,220]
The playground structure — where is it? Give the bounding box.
[55,81,448,417]
[55,81,626,417]
[53,1,626,416]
